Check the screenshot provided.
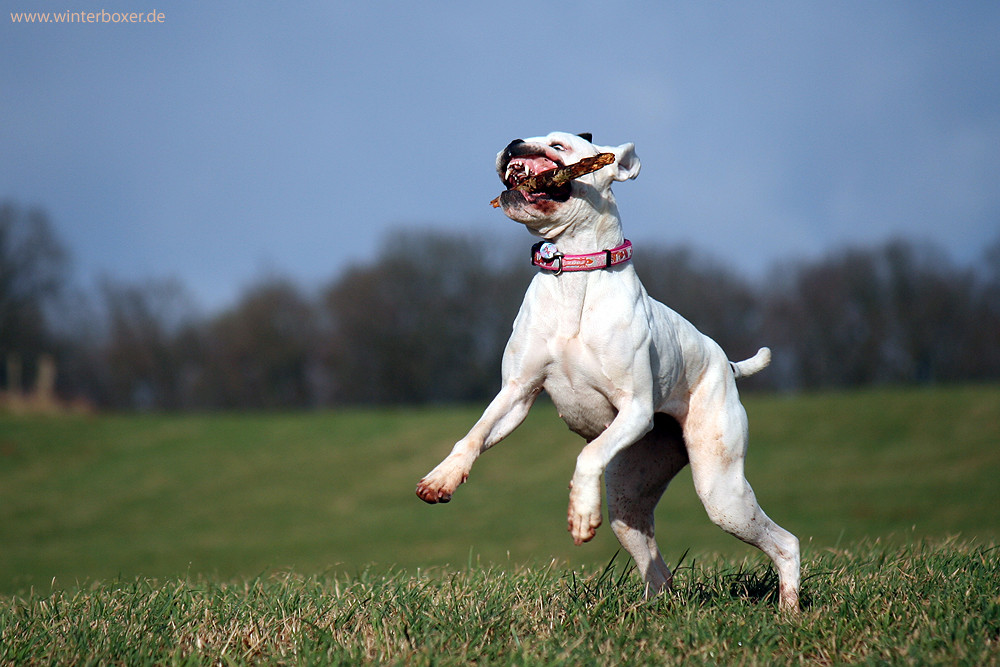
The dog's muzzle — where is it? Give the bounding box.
[496,140,573,205]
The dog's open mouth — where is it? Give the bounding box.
[492,152,616,208]
[500,154,572,205]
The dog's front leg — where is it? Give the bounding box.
[568,398,655,545]
[416,380,540,504]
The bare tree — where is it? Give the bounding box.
[196,277,320,409]
[99,277,198,409]
[965,234,1000,380]
[321,230,529,404]
[0,202,69,392]
[764,239,985,388]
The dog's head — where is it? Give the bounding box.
[495,132,640,238]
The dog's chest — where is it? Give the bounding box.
[542,328,625,441]
[515,272,648,440]
[547,383,618,441]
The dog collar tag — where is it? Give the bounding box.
[537,242,561,261]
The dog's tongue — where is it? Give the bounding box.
[523,156,558,173]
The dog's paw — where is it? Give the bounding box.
[779,583,800,612]
[568,505,602,545]
[415,464,468,504]
[567,480,602,544]
[415,480,451,503]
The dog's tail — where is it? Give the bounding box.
[730,347,771,379]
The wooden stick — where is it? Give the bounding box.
[491,153,616,208]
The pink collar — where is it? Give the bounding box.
[531,239,633,275]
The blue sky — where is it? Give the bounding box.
[4,1,999,310]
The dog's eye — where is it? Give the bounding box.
[551,143,567,151]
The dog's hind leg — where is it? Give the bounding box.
[605,413,689,596]
[684,375,800,610]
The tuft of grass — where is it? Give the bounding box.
[2,538,997,665]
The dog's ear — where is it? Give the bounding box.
[609,142,640,181]
[577,132,593,143]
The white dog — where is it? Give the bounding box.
[416,132,800,609]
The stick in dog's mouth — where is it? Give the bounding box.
[491,152,616,208]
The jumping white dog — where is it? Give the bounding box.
[416,132,800,609]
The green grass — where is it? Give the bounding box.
[0,385,998,592]
[0,385,998,663]
[2,539,997,665]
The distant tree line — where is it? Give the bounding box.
[2,200,999,411]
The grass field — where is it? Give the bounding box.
[1,385,999,663]
[2,539,997,664]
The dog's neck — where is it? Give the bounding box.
[533,199,625,256]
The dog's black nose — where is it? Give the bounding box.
[499,139,528,170]
[503,139,524,155]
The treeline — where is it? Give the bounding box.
[2,201,999,411]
